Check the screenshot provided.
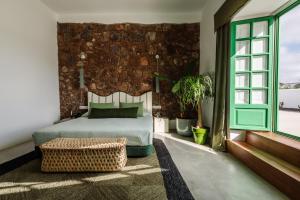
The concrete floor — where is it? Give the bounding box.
[278,110,300,137]
[154,132,289,200]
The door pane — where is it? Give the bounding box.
[235,90,249,104]
[278,4,300,138]
[236,24,250,39]
[253,21,268,37]
[252,55,267,71]
[252,90,267,104]
[236,74,249,88]
[236,40,250,55]
[252,73,267,87]
[252,38,268,54]
[236,57,250,72]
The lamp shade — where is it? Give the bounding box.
[80,52,86,60]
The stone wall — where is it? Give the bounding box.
[57,23,200,119]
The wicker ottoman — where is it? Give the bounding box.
[40,138,127,172]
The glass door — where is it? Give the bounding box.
[230,17,273,131]
[276,3,300,139]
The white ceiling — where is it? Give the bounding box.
[40,0,208,14]
[234,0,290,20]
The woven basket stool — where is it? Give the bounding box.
[40,138,127,172]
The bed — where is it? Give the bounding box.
[33,91,153,157]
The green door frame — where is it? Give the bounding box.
[274,0,300,141]
[229,0,300,141]
[230,16,274,131]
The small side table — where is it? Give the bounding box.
[154,117,169,133]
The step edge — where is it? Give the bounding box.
[230,140,300,181]
[247,131,300,151]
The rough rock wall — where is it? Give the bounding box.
[57,23,200,119]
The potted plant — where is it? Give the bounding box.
[172,74,213,143]
[170,76,195,136]
[153,60,209,137]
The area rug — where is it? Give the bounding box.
[0,139,194,200]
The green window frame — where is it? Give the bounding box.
[229,1,300,141]
[274,1,300,141]
[230,16,274,131]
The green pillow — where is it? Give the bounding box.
[89,102,115,109]
[120,102,144,117]
[88,107,139,118]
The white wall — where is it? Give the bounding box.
[200,0,225,129]
[0,0,59,163]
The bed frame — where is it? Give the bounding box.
[87,91,153,157]
[88,91,152,114]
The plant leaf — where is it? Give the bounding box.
[171,81,181,93]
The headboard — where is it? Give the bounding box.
[88,91,152,113]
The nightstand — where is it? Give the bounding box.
[154,117,169,133]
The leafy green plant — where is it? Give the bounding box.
[172,74,214,128]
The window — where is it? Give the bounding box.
[276,2,300,140]
[230,17,274,131]
[230,1,300,141]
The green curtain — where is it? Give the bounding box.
[214,0,249,31]
[211,23,230,151]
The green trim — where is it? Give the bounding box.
[274,2,300,141]
[229,21,236,129]
[230,16,274,130]
[126,145,153,157]
[273,15,280,134]
[231,16,273,25]
[276,131,300,142]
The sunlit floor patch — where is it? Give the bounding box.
[128,168,168,175]
[30,180,82,190]
[0,182,44,188]
[0,186,30,195]
[121,164,152,171]
[83,173,129,182]
[155,132,217,155]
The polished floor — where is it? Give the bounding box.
[154,132,289,200]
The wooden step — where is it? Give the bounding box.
[227,140,300,200]
[246,131,300,168]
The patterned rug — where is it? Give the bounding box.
[0,139,194,200]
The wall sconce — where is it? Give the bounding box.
[155,54,160,93]
[79,52,86,89]
[153,54,162,114]
[79,52,87,109]
[80,52,86,60]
